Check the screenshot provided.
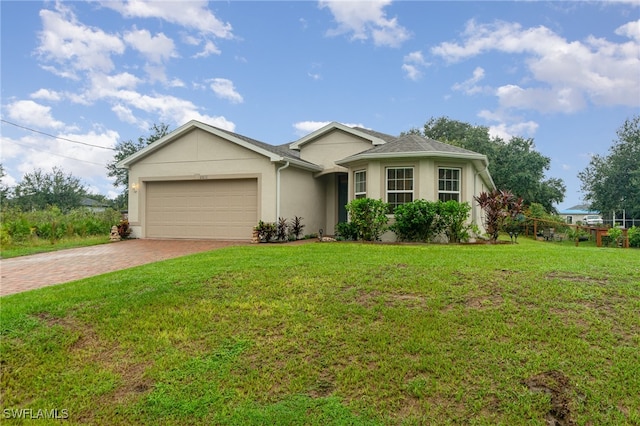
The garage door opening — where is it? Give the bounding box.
[145,179,258,240]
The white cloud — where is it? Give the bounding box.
[319,0,410,47]
[84,72,141,101]
[615,19,640,41]
[495,84,586,113]
[209,78,244,104]
[110,90,235,130]
[30,89,62,102]
[478,109,539,140]
[179,112,235,132]
[452,66,486,94]
[293,120,366,135]
[432,19,640,112]
[402,51,429,81]
[2,129,120,190]
[101,0,233,39]
[124,28,176,63]
[6,100,65,130]
[37,3,125,76]
[193,40,222,58]
[112,104,138,124]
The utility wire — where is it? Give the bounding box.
[8,139,107,167]
[1,119,116,151]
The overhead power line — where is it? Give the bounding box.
[1,119,116,151]
[8,139,108,166]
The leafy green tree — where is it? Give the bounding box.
[12,167,87,212]
[0,164,10,206]
[578,115,640,217]
[409,117,565,212]
[106,123,170,192]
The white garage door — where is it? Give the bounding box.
[146,179,258,239]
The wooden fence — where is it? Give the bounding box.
[526,217,630,248]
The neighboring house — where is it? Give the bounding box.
[80,197,109,212]
[117,120,495,240]
[559,204,600,224]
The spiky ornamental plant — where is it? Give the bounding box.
[474,190,523,242]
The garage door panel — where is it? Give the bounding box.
[146,179,257,240]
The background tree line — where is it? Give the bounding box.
[578,115,640,218]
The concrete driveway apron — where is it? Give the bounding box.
[0,239,245,296]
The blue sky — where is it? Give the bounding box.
[1,1,639,210]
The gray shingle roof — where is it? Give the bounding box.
[350,127,398,143]
[213,126,314,166]
[350,133,483,156]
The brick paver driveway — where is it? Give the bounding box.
[0,239,246,296]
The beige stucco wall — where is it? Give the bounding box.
[126,128,277,238]
[343,157,492,240]
[298,129,374,169]
[279,165,325,236]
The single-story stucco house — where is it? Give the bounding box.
[558,204,600,224]
[117,120,495,240]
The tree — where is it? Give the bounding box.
[409,117,565,212]
[106,123,170,193]
[0,164,9,206]
[578,115,640,217]
[12,167,87,212]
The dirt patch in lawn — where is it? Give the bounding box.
[523,370,575,426]
[350,289,428,309]
[546,271,609,286]
[32,312,154,419]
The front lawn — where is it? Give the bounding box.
[1,240,638,425]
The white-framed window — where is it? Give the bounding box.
[354,170,366,199]
[438,167,461,202]
[387,167,413,212]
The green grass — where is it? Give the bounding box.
[0,235,110,259]
[1,239,638,425]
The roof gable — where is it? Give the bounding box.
[289,122,389,150]
[117,120,321,171]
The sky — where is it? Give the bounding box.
[1,0,639,211]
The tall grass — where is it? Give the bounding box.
[1,206,121,256]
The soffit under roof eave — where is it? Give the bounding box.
[313,166,349,178]
[273,157,323,172]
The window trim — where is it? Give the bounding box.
[386,166,414,212]
[438,167,462,202]
[354,170,366,199]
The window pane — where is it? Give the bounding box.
[438,167,461,201]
